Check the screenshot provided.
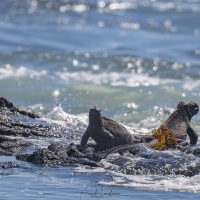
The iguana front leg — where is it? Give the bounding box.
[187,127,198,145]
[80,129,90,146]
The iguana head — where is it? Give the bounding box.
[88,106,102,126]
[177,101,199,120]
[89,106,101,118]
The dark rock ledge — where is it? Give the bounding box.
[0,97,102,167]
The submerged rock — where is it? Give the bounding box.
[1,161,19,169]
[16,143,102,167]
[103,147,200,177]
[0,136,31,156]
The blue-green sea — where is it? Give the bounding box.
[0,0,200,199]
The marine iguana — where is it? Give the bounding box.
[80,106,153,150]
[163,101,199,145]
[105,101,199,156]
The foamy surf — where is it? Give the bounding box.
[16,106,200,194]
[75,149,200,193]
[0,64,176,88]
[0,65,47,79]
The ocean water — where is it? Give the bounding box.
[0,0,200,199]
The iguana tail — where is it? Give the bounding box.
[102,139,158,159]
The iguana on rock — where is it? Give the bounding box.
[163,101,199,145]
[104,101,199,156]
[80,107,152,150]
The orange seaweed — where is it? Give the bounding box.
[150,125,178,150]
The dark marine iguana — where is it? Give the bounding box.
[105,101,199,156]
[163,101,199,145]
[80,106,153,150]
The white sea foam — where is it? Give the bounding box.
[75,159,200,193]
[183,80,200,91]
[99,172,200,193]
[44,106,88,127]
[0,65,47,79]
[55,71,175,88]
[0,65,176,88]
[134,116,162,129]
[39,106,88,138]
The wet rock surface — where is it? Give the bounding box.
[16,143,102,167]
[0,136,31,156]
[0,97,103,168]
[103,146,200,177]
[0,161,19,169]
[0,97,69,138]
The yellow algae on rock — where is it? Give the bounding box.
[150,125,178,150]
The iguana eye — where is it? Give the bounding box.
[192,105,199,115]
[187,103,199,116]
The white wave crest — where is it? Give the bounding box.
[0,65,47,79]
[42,106,88,133]
[55,71,175,87]
[183,80,200,91]
[0,65,176,88]
[44,106,87,124]
[99,172,200,193]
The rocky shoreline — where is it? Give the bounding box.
[0,97,104,167]
[1,97,200,177]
